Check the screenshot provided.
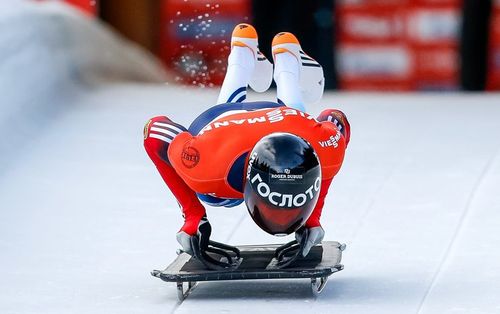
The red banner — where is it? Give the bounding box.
[337,0,461,90]
[487,3,500,90]
[63,0,98,15]
[34,0,97,15]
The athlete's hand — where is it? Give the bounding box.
[295,226,325,257]
[176,216,211,255]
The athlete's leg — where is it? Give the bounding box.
[143,116,206,235]
[217,45,254,104]
[272,32,325,111]
[273,51,304,110]
[217,23,272,105]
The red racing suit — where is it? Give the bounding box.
[144,102,348,235]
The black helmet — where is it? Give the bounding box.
[244,132,322,235]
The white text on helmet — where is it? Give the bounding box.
[246,152,258,180]
[250,173,321,208]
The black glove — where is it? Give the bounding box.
[176,217,240,270]
[176,216,211,255]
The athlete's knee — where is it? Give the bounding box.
[143,116,187,164]
[317,109,350,146]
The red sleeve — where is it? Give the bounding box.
[305,178,333,228]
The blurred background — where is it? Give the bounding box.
[57,0,499,91]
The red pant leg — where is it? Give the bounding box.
[143,116,206,235]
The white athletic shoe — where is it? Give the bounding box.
[272,32,325,104]
[231,23,273,93]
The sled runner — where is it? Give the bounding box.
[151,241,346,301]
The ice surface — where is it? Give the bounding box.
[1,87,500,314]
[2,2,500,313]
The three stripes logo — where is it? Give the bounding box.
[300,50,321,68]
[257,51,267,62]
[327,114,343,133]
[145,119,185,144]
[226,86,246,103]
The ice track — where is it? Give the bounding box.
[1,84,500,313]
